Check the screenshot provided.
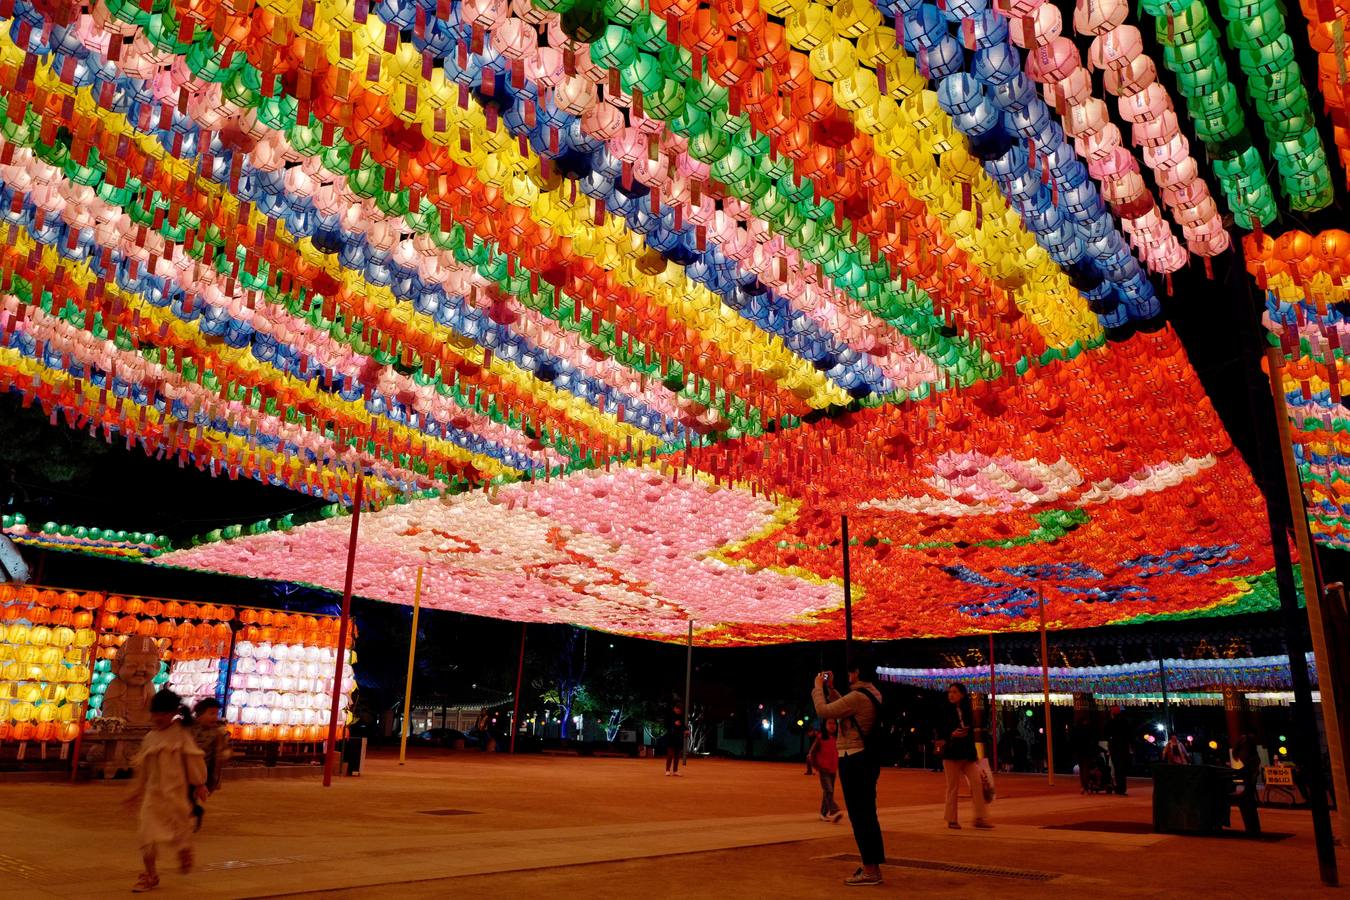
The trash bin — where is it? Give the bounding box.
[1152,764,1232,833]
[342,736,367,776]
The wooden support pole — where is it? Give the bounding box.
[398,566,424,766]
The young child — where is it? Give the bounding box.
[124,689,208,892]
[189,698,231,829]
[808,718,843,822]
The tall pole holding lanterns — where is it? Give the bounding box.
[398,566,424,765]
[323,475,364,788]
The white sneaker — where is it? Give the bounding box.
[664,771,671,776]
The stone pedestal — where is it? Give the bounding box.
[82,726,151,779]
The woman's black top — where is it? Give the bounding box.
[941,702,977,761]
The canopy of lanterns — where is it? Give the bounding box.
[157,328,1284,643]
[0,0,1343,640]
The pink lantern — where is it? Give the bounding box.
[1074,0,1129,35]
[1046,67,1093,108]
[1064,98,1110,138]
[1119,83,1171,123]
[1076,124,1122,161]
[1142,132,1189,169]
[1105,54,1157,96]
[1025,37,1079,83]
[1132,110,1181,147]
[1088,26,1144,71]
[1008,3,1062,48]
[1155,156,1199,187]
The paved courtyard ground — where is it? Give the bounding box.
[0,749,1342,898]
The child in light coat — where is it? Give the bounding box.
[124,689,208,892]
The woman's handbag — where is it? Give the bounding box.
[975,743,997,804]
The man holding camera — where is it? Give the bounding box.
[812,659,885,887]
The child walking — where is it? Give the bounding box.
[189,698,231,830]
[808,718,843,822]
[124,689,208,892]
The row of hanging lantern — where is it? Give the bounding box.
[1023,0,1229,268]
[885,0,1159,325]
[1295,0,1350,192]
[1211,0,1334,213]
[1140,0,1277,226]
[1019,11,1187,276]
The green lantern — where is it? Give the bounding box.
[619,53,665,97]
[560,0,610,44]
[590,24,637,69]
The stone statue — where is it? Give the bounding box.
[102,634,160,727]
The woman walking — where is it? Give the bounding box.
[941,683,992,830]
[808,719,844,822]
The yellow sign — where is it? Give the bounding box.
[1264,765,1294,787]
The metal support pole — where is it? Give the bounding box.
[398,566,424,765]
[989,633,997,773]
[323,475,364,788]
[1157,654,1173,739]
[1268,348,1350,837]
[682,620,693,763]
[841,514,853,672]
[220,624,242,744]
[1039,590,1054,786]
[510,622,527,754]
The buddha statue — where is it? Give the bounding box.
[102,634,160,726]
